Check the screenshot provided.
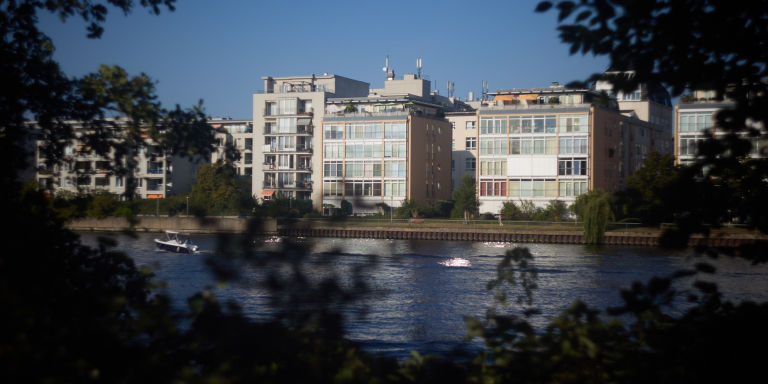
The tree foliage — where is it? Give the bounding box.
[189,161,253,213]
[621,151,680,225]
[543,199,569,221]
[571,189,615,243]
[398,197,421,218]
[451,173,481,219]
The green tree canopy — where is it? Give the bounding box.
[622,151,680,225]
[451,173,481,219]
[571,189,615,244]
[189,161,253,212]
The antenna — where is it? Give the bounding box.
[417,58,422,79]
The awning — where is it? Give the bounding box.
[326,105,342,113]
[146,194,163,199]
[209,124,222,129]
[518,94,539,100]
[260,190,275,196]
[493,95,518,101]
[297,118,311,125]
[76,145,91,151]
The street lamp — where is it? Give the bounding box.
[186,196,189,217]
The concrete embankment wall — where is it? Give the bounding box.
[66,216,278,234]
[278,226,764,247]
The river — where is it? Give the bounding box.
[79,232,768,359]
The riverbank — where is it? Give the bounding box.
[66,216,767,246]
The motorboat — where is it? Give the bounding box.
[154,230,199,253]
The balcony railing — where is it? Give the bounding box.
[147,169,164,174]
[297,164,312,172]
[263,163,275,171]
[481,103,592,111]
[262,145,312,153]
[297,126,313,135]
[244,159,253,165]
[244,144,252,150]
[262,181,312,189]
[146,185,162,191]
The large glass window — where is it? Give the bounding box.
[384,143,406,158]
[324,124,343,139]
[480,159,507,176]
[510,137,556,154]
[344,180,382,196]
[384,122,406,138]
[480,117,507,134]
[508,179,557,197]
[559,180,587,197]
[479,180,507,196]
[480,138,507,155]
[558,158,588,176]
[324,144,343,158]
[679,113,713,132]
[345,122,383,139]
[466,158,476,171]
[384,161,406,177]
[278,99,296,115]
[323,161,343,177]
[558,136,588,154]
[559,114,589,133]
[384,181,406,196]
[510,115,556,134]
[323,180,343,196]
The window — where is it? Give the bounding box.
[466,137,477,150]
[480,117,507,134]
[384,122,406,138]
[558,180,588,197]
[324,161,343,177]
[510,115,557,134]
[452,160,455,171]
[452,122,456,130]
[558,136,588,154]
[345,143,382,158]
[466,158,476,171]
[384,181,406,196]
[65,177,72,187]
[479,180,507,196]
[278,99,296,114]
[679,113,713,132]
[384,142,406,158]
[452,140,455,150]
[508,179,557,197]
[510,137,557,154]
[466,121,476,130]
[344,161,382,178]
[344,180,382,196]
[438,127,442,135]
[323,180,343,196]
[324,124,343,139]
[324,144,343,158]
[438,145,442,153]
[559,115,589,133]
[346,122,383,139]
[384,161,406,177]
[265,102,276,115]
[480,159,507,176]
[679,136,706,155]
[479,138,507,155]
[558,158,588,176]
[278,118,296,133]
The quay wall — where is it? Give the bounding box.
[66,218,764,247]
[66,216,278,234]
[277,226,764,247]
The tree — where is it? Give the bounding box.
[500,201,521,221]
[517,199,541,221]
[189,161,253,213]
[451,173,481,219]
[398,197,421,218]
[622,151,680,225]
[85,190,117,219]
[434,199,454,217]
[543,199,569,221]
[571,189,615,244]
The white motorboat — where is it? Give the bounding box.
[154,231,199,254]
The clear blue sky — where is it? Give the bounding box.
[39,0,612,119]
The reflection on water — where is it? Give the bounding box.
[78,232,768,359]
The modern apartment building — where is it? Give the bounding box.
[32,119,205,199]
[252,74,370,205]
[446,111,479,192]
[673,89,766,165]
[320,73,454,214]
[464,81,673,214]
[210,118,255,183]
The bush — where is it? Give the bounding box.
[480,212,496,220]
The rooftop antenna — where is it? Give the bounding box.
[417,58,422,79]
[384,55,395,81]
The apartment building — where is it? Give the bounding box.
[446,111,479,192]
[32,119,205,199]
[674,90,765,165]
[253,74,370,205]
[466,81,673,214]
[210,118,255,181]
[320,72,454,214]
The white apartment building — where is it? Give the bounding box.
[32,119,205,199]
[253,74,370,206]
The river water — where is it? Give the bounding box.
[79,232,768,359]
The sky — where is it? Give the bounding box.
[38,0,613,119]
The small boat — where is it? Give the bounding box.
[154,230,199,253]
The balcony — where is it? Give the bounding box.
[263,163,276,171]
[262,181,313,190]
[297,164,312,172]
[244,144,252,150]
[262,145,312,154]
[297,126,313,135]
[147,169,164,175]
[244,159,253,165]
[146,185,163,191]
